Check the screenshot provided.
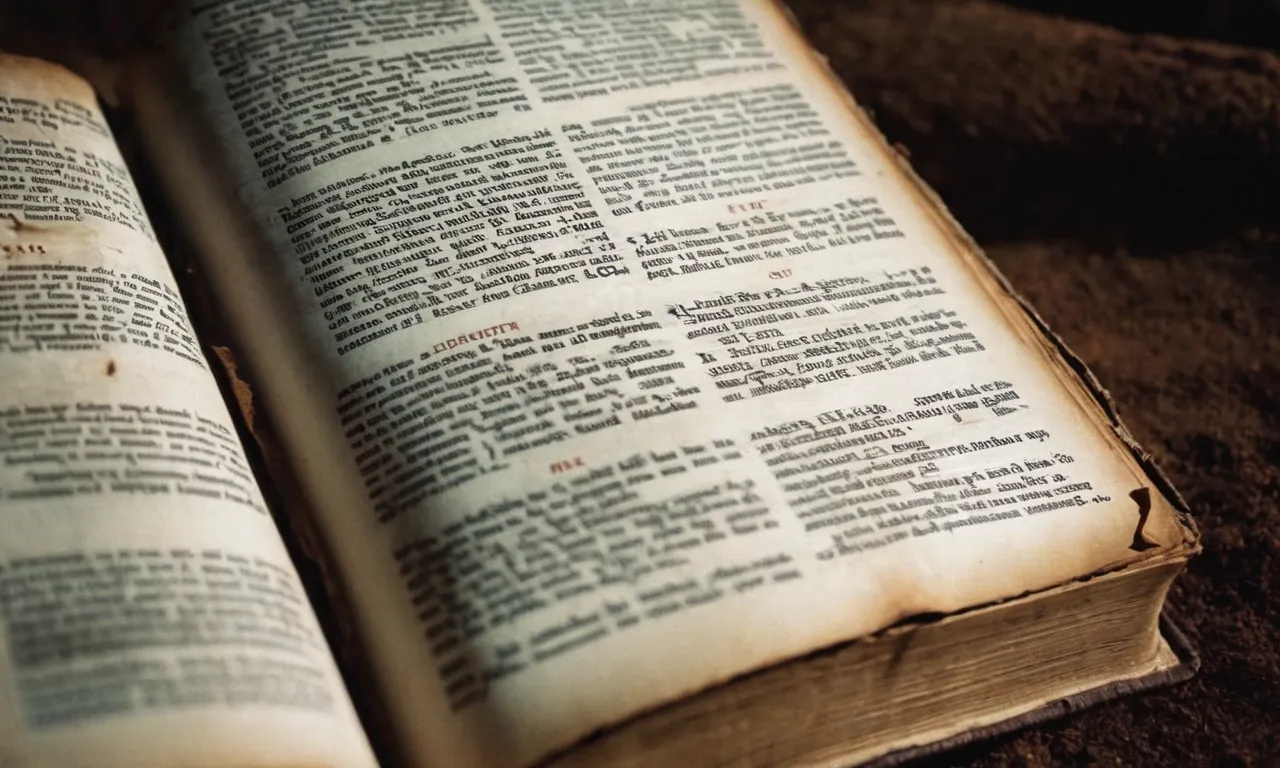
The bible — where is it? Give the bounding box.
[0,0,1200,766]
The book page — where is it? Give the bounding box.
[128,1,1193,766]
[0,54,378,768]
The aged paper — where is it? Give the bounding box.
[0,54,377,768]
[129,1,1187,764]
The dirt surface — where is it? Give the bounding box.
[2,0,1276,764]
[1003,0,1280,52]
[785,1,1280,764]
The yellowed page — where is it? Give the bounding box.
[0,54,378,768]
[128,1,1189,766]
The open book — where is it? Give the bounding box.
[0,1,1201,766]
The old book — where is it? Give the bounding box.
[0,1,1200,766]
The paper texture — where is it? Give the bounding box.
[127,1,1191,764]
[0,53,377,768]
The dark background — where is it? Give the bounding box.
[2,0,1276,764]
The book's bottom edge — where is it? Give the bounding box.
[862,611,1200,768]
